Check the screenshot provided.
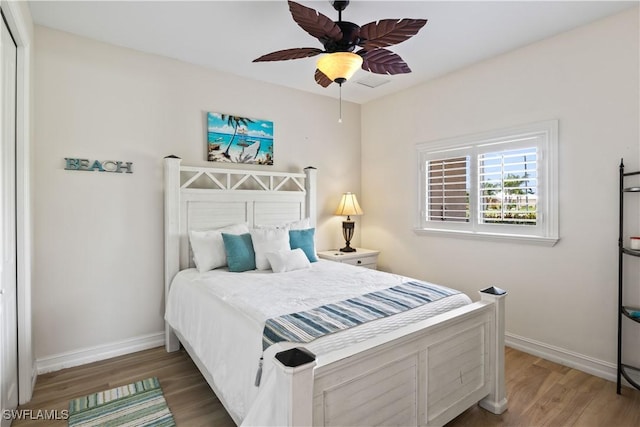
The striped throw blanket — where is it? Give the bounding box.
[262,281,459,350]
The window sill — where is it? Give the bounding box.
[413,228,559,247]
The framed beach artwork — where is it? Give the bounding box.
[207,112,274,165]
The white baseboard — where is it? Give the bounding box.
[30,362,37,399]
[36,332,165,374]
[506,332,616,382]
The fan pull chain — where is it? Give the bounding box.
[338,83,343,123]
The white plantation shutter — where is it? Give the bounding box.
[427,156,469,222]
[416,120,558,245]
[478,147,538,225]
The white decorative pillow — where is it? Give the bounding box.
[266,248,311,273]
[255,217,311,230]
[189,223,249,273]
[250,227,290,270]
[287,218,311,230]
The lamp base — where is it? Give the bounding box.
[340,220,356,253]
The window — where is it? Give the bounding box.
[478,147,537,226]
[427,156,469,222]
[416,120,558,246]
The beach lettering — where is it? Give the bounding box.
[64,158,133,173]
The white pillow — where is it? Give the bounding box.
[250,227,290,270]
[189,223,249,273]
[266,248,311,273]
[255,218,311,230]
[287,218,311,230]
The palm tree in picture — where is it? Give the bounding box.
[221,115,255,160]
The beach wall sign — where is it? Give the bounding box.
[64,158,133,174]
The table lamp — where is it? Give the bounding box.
[334,192,363,252]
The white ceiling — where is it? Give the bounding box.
[28,1,638,104]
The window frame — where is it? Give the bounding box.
[415,120,559,246]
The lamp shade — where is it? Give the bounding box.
[317,52,363,84]
[334,192,363,217]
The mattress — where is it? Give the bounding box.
[164,260,471,424]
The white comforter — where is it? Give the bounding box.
[164,260,471,425]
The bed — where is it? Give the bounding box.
[163,157,507,426]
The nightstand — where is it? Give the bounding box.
[317,248,380,270]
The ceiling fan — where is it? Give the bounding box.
[253,1,427,88]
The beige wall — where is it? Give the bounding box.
[361,8,639,370]
[33,26,361,362]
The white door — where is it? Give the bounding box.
[0,13,18,427]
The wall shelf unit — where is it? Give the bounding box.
[617,159,640,394]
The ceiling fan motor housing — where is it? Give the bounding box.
[322,21,360,53]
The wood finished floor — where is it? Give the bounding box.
[13,346,640,427]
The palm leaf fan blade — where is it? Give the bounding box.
[361,49,411,75]
[359,19,427,50]
[314,69,333,87]
[288,1,342,42]
[253,48,325,62]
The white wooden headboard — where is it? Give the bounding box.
[163,156,317,350]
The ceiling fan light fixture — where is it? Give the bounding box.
[317,52,363,84]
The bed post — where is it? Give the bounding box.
[304,167,317,227]
[273,347,317,426]
[479,286,508,414]
[164,156,181,352]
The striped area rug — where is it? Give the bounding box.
[68,377,176,427]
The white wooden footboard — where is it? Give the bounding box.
[274,288,507,427]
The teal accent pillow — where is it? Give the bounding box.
[289,228,318,262]
[221,233,256,272]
